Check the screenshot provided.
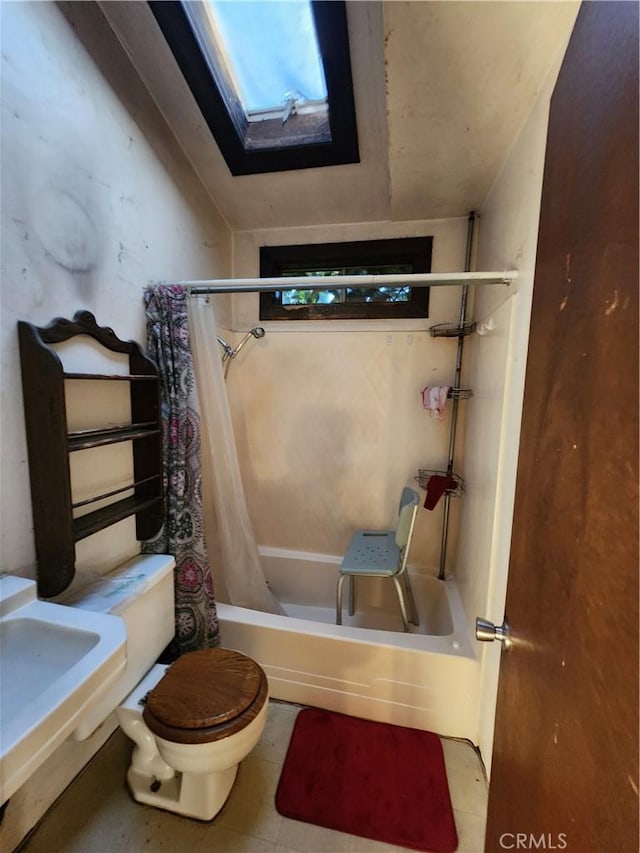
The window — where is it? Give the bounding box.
[149,1,359,175]
[259,238,433,321]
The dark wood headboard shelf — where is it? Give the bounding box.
[64,372,159,381]
[18,310,164,598]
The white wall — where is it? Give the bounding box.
[455,9,579,770]
[226,218,469,573]
[0,3,230,846]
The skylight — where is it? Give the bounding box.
[206,0,328,118]
[150,0,359,175]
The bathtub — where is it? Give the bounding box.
[217,547,480,740]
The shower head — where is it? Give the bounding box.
[222,326,267,378]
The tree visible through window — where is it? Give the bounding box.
[259,238,432,320]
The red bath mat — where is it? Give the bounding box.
[275,708,458,852]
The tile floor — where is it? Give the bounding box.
[19,701,487,853]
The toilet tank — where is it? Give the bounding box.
[63,553,175,740]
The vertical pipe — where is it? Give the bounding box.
[438,212,476,580]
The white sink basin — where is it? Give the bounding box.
[0,575,126,803]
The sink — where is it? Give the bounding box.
[0,575,126,803]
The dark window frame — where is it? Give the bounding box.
[259,237,433,321]
[149,1,360,176]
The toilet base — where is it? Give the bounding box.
[126,763,238,821]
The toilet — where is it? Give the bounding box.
[64,553,268,821]
[117,648,268,820]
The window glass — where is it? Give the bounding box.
[280,265,413,305]
[207,1,327,116]
[260,239,432,320]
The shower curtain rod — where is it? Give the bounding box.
[164,270,517,295]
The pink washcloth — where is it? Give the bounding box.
[421,386,451,422]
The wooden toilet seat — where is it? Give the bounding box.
[143,648,268,745]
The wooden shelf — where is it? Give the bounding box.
[72,474,161,509]
[18,310,164,598]
[74,495,163,541]
[64,372,158,381]
[68,423,160,451]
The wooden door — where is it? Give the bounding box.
[484,3,639,852]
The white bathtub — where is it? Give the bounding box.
[216,547,480,740]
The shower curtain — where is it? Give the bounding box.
[189,296,284,615]
[143,285,220,653]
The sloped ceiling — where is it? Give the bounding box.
[99,1,579,232]
[385,1,579,220]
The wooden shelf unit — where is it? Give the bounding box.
[18,310,164,598]
[67,423,160,451]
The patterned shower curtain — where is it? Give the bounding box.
[143,285,219,653]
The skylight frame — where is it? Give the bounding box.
[149,0,360,176]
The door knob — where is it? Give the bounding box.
[475,616,512,650]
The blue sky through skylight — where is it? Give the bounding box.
[208,0,327,113]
